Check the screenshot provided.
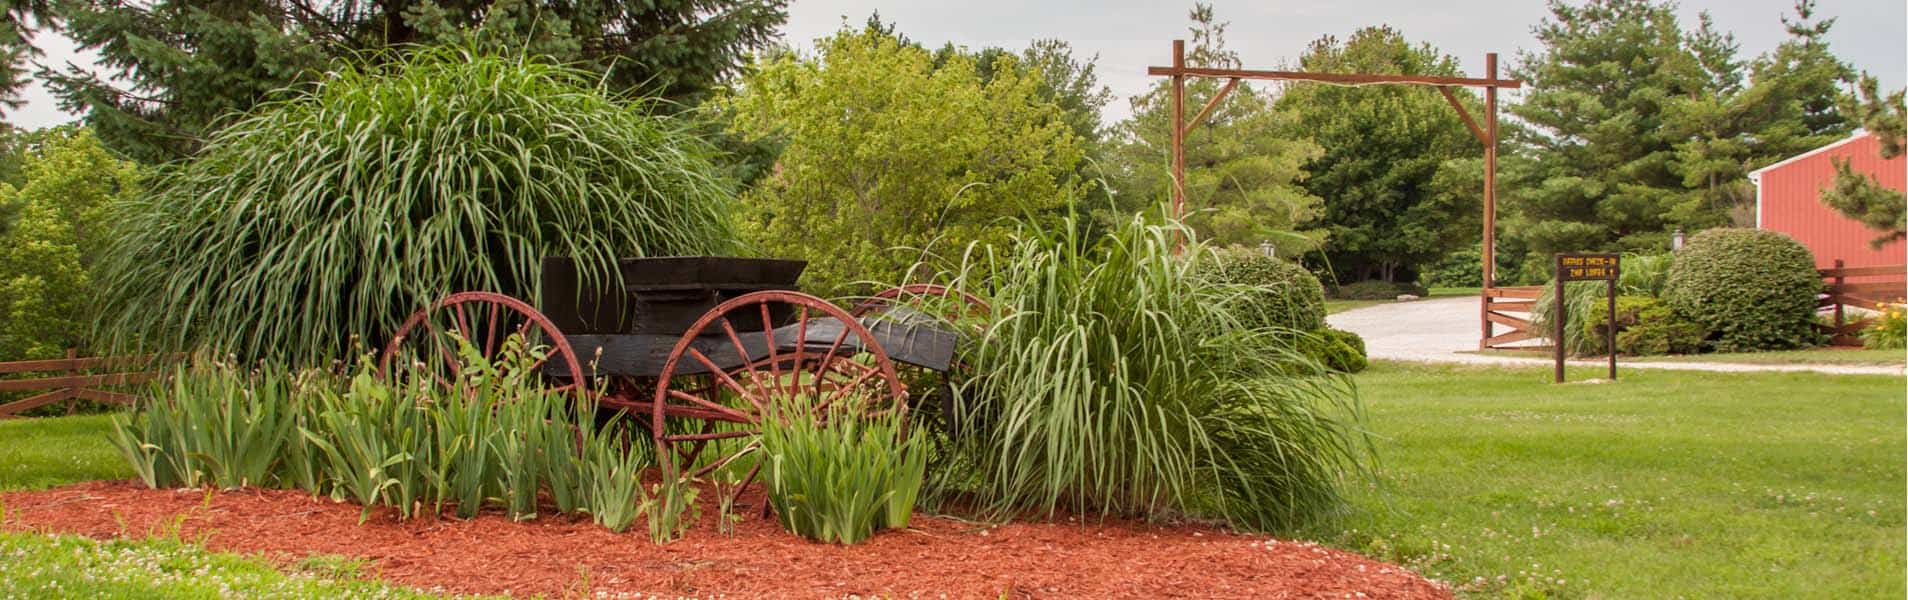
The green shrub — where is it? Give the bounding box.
[107,360,300,490]
[1617,306,1708,356]
[1208,246,1327,331]
[1295,328,1368,373]
[757,398,926,544]
[1662,229,1823,352]
[1331,280,1427,300]
[1580,295,1706,356]
[1419,246,1482,288]
[1530,281,1607,356]
[1617,253,1673,297]
[94,47,741,367]
[908,211,1368,532]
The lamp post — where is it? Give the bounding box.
[1672,228,1685,252]
[1259,241,1275,259]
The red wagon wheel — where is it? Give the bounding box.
[380,291,587,397]
[650,290,908,497]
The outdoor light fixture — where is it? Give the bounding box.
[1672,228,1685,251]
[1259,241,1275,258]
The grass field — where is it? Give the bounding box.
[3,363,1902,598]
[1310,361,1905,598]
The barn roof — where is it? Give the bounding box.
[1748,130,1872,181]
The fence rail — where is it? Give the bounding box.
[0,350,180,418]
[1819,260,1905,347]
[1481,285,1548,351]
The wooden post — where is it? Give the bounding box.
[62,347,77,415]
[1606,279,1617,380]
[1170,40,1187,250]
[1480,53,1499,350]
[1554,255,1566,384]
[1832,258,1846,335]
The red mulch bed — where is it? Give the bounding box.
[1,480,1449,599]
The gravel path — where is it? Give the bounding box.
[1328,296,1905,376]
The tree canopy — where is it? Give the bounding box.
[1275,26,1480,284]
[720,26,1086,297]
[1111,3,1324,255]
[1504,0,1855,281]
[43,0,787,162]
[0,127,141,360]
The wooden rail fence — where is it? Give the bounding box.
[1481,285,1546,350]
[1819,260,1905,346]
[0,350,178,418]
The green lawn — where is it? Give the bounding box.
[1328,286,1479,315]
[1310,361,1905,598]
[1626,347,1904,366]
[0,415,473,598]
[4,364,1903,598]
[0,414,131,491]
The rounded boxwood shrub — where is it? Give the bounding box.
[1296,328,1368,373]
[1582,295,1706,356]
[1662,229,1822,352]
[1209,246,1326,331]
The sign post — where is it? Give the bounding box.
[1554,253,1620,383]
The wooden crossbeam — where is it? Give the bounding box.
[1485,311,1531,329]
[1484,330,1534,347]
[1818,265,1905,278]
[0,372,157,393]
[1146,66,1522,89]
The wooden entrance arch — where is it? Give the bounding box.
[1149,39,1525,349]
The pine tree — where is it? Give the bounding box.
[1821,74,1906,247]
[44,0,786,162]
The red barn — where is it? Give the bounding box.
[1749,131,1906,269]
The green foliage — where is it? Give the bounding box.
[1505,0,1853,273]
[0,532,475,599]
[1820,74,1906,248]
[1530,281,1609,356]
[1580,295,1706,356]
[758,398,929,544]
[721,27,1084,297]
[94,48,741,366]
[1331,280,1427,300]
[1617,253,1674,297]
[1276,26,1480,284]
[1295,328,1368,374]
[47,0,787,162]
[1207,246,1326,331]
[1110,4,1325,254]
[1863,303,1906,350]
[107,335,666,536]
[911,211,1368,532]
[1663,228,1822,352]
[0,128,141,362]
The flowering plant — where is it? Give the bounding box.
[1861,300,1906,350]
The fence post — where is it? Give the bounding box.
[1832,258,1846,341]
[62,347,78,415]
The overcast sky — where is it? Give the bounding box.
[10,0,1905,129]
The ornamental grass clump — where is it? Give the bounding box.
[94,46,742,367]
[759,396,930,544]
[905,211,1369,532]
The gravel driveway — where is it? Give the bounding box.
[1327,296,1904,376]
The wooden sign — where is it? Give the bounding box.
[1553,253,1620,383]
[1558,253,1620,281]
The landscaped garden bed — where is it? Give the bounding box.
[0,480,1449,598]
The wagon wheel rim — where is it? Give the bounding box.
[379,291,588,400]
[651,290,908,506]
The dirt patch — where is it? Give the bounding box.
[2,481,1449,599]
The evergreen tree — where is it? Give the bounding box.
[1111,3,1324,254]
[44,0,787,162]
[1821,73,1906,247]
[1505,0,1853,280]
[1275,26,1478,284]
